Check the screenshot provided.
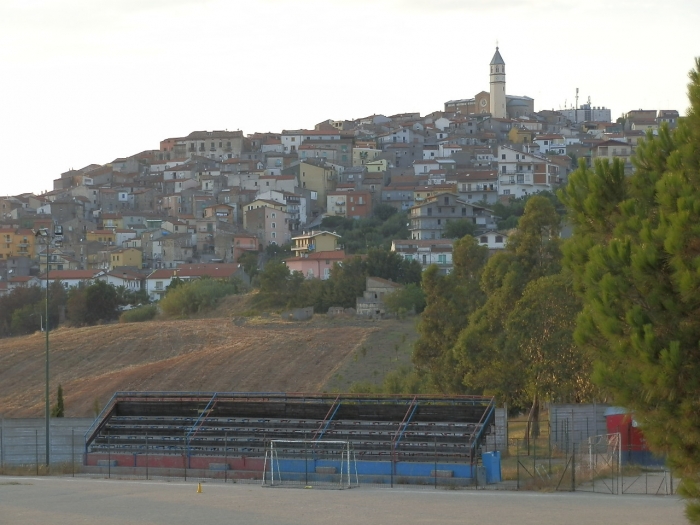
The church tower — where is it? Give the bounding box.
[489,47,506,119]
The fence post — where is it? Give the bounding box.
[72,428,75,478]
[224,432,228,484]
[183,440,187,482]
[571,442,576,492]
[146,432,149,481]
[548,424,552,476]
[0,423,3,471]
[108,432,111,479]
[516,438,520,490]
[36,429,39,475]
[434,435,437,490]
[390,440,393,488]
[304,433,308,486]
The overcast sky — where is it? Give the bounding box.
[1,0,698,197]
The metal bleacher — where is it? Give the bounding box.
[85,392,496,463]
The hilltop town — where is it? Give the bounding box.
[0,48,680,299]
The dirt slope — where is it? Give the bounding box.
[0,317,379,418]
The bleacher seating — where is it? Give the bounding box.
[85,393,495,463]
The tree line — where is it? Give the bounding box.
[409,59,700,522]
[0,280,149,337]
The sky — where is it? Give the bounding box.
[0,0,698,197]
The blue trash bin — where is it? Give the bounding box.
[481,451,502,483]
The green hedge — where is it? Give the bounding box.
[119,305,158,323]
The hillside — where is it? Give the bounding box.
[0,313,418,418]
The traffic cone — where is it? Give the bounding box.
[197,482,203,493]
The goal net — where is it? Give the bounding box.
[262,439,358,488]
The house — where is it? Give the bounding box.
[145,263,242,301]
[109,247,143,271]
[453,171,499,204]
[409,192,495,240]
[203,203,237,225]
[8,275,41,291]
[391,239,454,275]
[477,230,508,251]
[233,233,259,261]
[100,269,145,292]
[497,145,560,198]
[0,228,35,260]
[326,191,372,219]
[282,160,337,207]
[86,229,116,245]
[356,277,403,317]
[291,231,341,257]
[39,269,104,289]
[245,206,291,246]
[285,250,347,280]
[242,198,285,228]
[591,140,633,166]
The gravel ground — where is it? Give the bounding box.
[0,475,687,525]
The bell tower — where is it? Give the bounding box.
[489,47,506,119]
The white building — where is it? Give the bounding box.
[497,146,559,198]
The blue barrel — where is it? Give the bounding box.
[481,451,501,483]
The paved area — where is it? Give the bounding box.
[0,476,687,525]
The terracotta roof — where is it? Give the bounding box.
[40,270,102,280]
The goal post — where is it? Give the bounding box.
[262,439,358,488]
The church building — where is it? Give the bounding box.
[444,48,534,119]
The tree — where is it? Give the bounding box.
[454,197,562,406]
[504,272,594,440]
[559,59,700,522]
[84,280,119,325]
[374,204,397,221]
[413,236,489,392]
[51,384,64,417]
[383,283,426,316]
[443,219,476,239]
[238,251,259,279]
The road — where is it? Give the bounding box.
[0,476,687,525]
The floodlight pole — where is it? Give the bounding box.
[45,239,50,468]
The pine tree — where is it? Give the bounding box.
[560,59,700,523]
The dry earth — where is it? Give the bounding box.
[0,316,386,418]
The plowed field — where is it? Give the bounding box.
[0,316,388,417]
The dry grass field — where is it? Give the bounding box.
[0,308,418,417]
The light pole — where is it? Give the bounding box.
[34,224,62,468]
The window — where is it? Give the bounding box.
[271,222,276,228]
[444,196,449,205]
[503,189,511,195]
[461,207,466,216]
[501,154,506,160]
[495,236,503,243]
[438,254,446,264]
[155,281,163,290]
[480,236,488,243]
[271,232,276,238]
[272,213,276,218]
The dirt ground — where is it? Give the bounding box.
[0,476,687,525]
[0,315,418,418]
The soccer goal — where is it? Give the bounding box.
[262,439,359,488]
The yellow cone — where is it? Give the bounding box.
[197,482,203,493]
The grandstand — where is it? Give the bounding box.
[84,392,495,482]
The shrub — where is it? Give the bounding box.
[119,305,158,323]
[160,277,242,317]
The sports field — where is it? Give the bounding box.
[0,476,687,525]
